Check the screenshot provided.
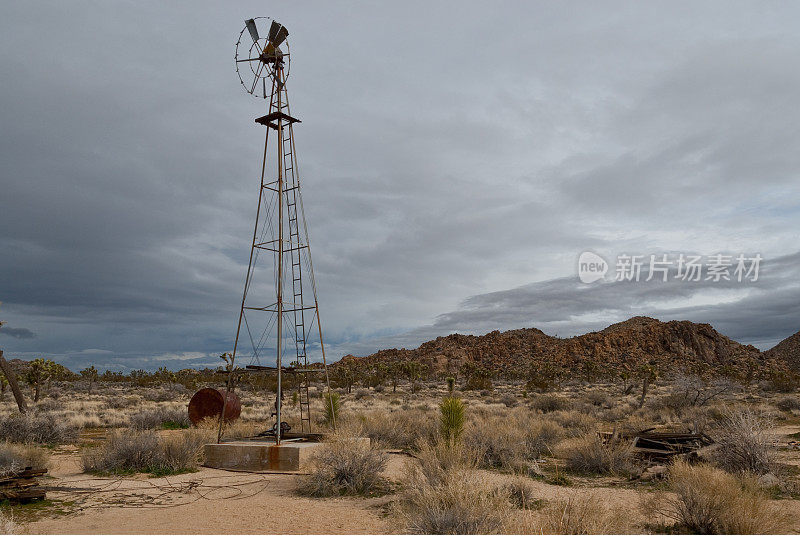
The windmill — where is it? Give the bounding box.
[231,18,334,444]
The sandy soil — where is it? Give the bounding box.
[28,453,393,535]
[24,441,800,534]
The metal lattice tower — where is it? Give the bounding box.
[232,18,334,444]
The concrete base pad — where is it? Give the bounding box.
[203,438,370,472]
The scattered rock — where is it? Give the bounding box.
[758,472,780,488]
[640,465,668,481]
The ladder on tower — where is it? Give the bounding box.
[275,83,312,433]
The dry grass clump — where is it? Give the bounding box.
[0,442,49,476]
[660,460,793,535]
[508,493,635,535]
[82,431,161,473]
[82,429,207,475]
[558,434,637,476]
[504,478,543,510]
[399,461,510,535]
[129,406,190,430]
[0,509,18,535]
[413,438,478,485]
[357,409,437,450]
[105,396,140,410]
[297,436,389,497]
[545,410,598,437]
[0,412,79,444]
[465,409,562,472]
[712,408,776,475]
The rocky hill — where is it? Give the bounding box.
[765,329,800,372]
[337,316,776,379]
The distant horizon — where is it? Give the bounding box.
[3,312,793,373]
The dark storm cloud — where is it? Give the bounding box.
[0,326,36,340]
[1,2,798,369]
[341,251,800,355]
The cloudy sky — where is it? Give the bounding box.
[1,1,799,370]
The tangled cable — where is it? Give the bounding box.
[44,473,272,509]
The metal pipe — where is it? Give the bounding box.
[275,66,284,446]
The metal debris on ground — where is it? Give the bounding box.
[599,428,714,460]
[0,467,48,502]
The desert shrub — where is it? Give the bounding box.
[35,398,61,412]
[583,390,609,407]
[558,434,637,476]
[156,430,208,476]
[439,396,465,442]
[505,478,542,510]
[83,430,162,473]
[141,388,178,402]
[358,409,437,450]
[106,396,139,410]
[773,396,800,412]
[546,410,598,437]
[499,394,518,407]
[297,437,389,497]
[663,460,793,535]
[129,406,190,430]
[82,430,205,475]
[511,493,631,535]
[353,388,371,400]
[713,409,775,475]
[413,438,477,486]
[323,391,340,426]
[655,375,738,414]
[530,394,569,413]
[466,410,562,472]
[0,412,79,444]
[0,442,49,476]
[399,464,510,535]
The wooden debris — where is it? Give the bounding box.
[599,430,713,461]
[0,467,47,503]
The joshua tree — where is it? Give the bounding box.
[402,361,427,393]
[80,365,98,393]
[638,363,659,408]
[25,358,56,402]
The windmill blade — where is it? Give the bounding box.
[273,26,288,47]
[268,21,282,42]
[245,19,259,42]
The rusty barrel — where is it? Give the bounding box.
[188,388,241,425]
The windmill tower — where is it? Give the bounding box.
[233,18,333,444]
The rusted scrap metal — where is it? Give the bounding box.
[0,467,47,502]
[599,429,713,460]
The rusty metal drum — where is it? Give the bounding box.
[188,388,241,425]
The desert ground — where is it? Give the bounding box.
[3,376,800,534]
